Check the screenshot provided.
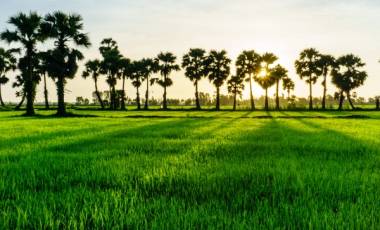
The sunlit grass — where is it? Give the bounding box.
[0,111,379,228]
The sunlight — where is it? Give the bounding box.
[259,69,267,78]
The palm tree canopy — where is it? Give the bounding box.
[155,52,180,78]
[271,64,288,81]
[206,50,231,87]
[236,50,261,81]
[0,48,18,76]
[318,54,336,77]
[82,59,101,80]
[129,60,146,88]
[1,12,46,48]
[253,52,278,89]
[331,54,367,92]
[99,38,123,80]
[41,11,91,48]
[227,69,245,95]
[295,48,322,83]
[43,48,84,80]
[182,48,208,84]
[282,77,295,91]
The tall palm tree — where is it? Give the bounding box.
[295,48,322,110]
[141,58,156,110]
[236,50,261,110]
[182,48,208,110]
[153,52,180,110]
[318,54,335,110]
[254,53,278,110]
[37,51,51,109]
[130,60,145,110]
[99,38,123,110]
[41,11,90,116]
[206,50,231,110]
[282,77,295,100]
[227,69,245,111]
[82,59,105,109]
[331,54,367,110]
[0,48,18,107]
[1,12,46,115]
[119,57,131,110]
[271,64,288,110]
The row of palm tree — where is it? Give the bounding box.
[0,11,370,115]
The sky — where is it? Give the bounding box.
[0,0,379,103]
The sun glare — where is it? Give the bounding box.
[259,69,267,78]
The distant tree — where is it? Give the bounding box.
[0,48,18,106]
[182,48,208,110]
[99,38,123,110]
[236,50,261,110]
[318,54,335,110]
[206,50,231,110]
[331,54,367,110]
[254,52,278,110]
[1,12,46,115]
[295,48,322,110]
[227,69,245,110]
[282,77,295,100]
[41,11,90,116]
[153,52,180,110]
[82,59,105,109]
[119,57,131,110]
[271,64,288,110]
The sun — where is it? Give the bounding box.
[259,69,267,78]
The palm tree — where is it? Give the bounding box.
[331,54,367,110]
[129,60,145,110]
[1,12,46,115]
[254,53,278,110]
[282,77,295,100]
[236,50,261,110]
[271,64,288,110]
[318,54,335,110]
[41,11,90,116]
[82,59,105,109]
[206,50,231,110]
[227,69,245,111]
[182,48,208,110]
[153,52,180,110]
[295,48,322,110]
[99,38,123,110]
[141,58,156,110]
[37,51,51,109]
[0,48,18,107]
[119,57,131,110]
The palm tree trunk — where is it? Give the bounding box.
[25,53,35,116]
[265,88,269,111]
[275,80,280,110]
[94,79,104,109]
[112,86,117,110]
[136,86,141,110]
[144,77,149,110]
[376,98,380,110]
[120,76,126,110]
[347,91,355,110]
[287,89,290,101]
[43,74,49,109]
[249,75,255,110]
[233,90,237,111]
[56,76,66,116]
[322,75,327,110]
[216,86,220,111]
[309,77,313,110]
[163,75,167,110]
[338,91,344,111]
[15,94,25,110]
[195,80,201,110]
[0,84,5,107]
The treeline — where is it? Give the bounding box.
[0,11,378,116]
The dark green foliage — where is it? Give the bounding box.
[227,69,245,110]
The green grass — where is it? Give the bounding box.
[0,110,379,229]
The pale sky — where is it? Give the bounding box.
[0,0,379,103]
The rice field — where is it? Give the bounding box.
[0,110,379,229]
